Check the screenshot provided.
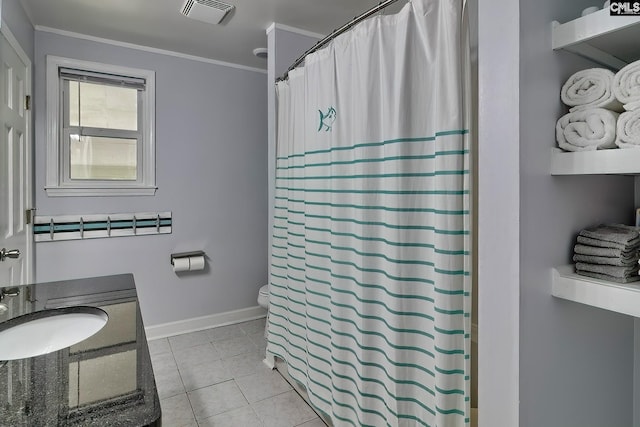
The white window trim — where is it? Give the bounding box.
[45,55,156,196]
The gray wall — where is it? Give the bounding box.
[266,25,320,264]
[1,0,33,59]
[519,0,635,425]
[34,31,268,326]
[476,0,520,422]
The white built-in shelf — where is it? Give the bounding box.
[551,11,640,174]
[552,265,640,317]
[551,147,640,175]
[552,8,640,69]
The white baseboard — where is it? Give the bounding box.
[145,305,267,340]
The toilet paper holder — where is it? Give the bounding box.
[170,250,206,266]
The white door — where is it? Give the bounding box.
[0,24,33,286]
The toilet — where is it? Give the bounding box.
[257,285,269,337]
[257,284,269,309]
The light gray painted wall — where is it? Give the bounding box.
[266,25,320,263]
[1,0,33,59]
[476,0,520,423]
[519,0,634,425]
[34,31,268,326]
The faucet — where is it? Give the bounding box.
[0,287,20,302]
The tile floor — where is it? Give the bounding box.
[147,318,327,427]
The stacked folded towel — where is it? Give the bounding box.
[557,68,623,151]
[556,108,619,151]
[615,109,640,148]
[613,60,640,111]
[561,68,624,112]
[574,224,640,283]
[613,59,640,148]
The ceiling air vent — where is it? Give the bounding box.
[180,0,235,25]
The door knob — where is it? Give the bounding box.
[0,248,20,261]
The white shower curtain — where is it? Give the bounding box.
[268,0,471,425]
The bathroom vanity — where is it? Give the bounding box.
[0,274,161,426]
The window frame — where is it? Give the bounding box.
[45,56,156,196]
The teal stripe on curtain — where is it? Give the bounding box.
[275,130,469,161]
[267,0,471,425]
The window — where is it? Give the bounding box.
[46,56,156,196]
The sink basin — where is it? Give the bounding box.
[0,307,108,361]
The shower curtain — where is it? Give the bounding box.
[268,0,471,425]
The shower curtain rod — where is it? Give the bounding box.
[277,0,402,82]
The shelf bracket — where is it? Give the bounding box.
[562,43,628,70]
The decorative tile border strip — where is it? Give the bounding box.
[34,212,172,242]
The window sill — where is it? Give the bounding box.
[44,186,157,197]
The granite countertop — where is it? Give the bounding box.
[0,274,161,426]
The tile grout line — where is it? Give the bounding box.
[170,342,199,426]
[156,319,322,427]
[275,367,330,427]
[173,325,255,424]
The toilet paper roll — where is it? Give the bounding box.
[189,255,205,271]
[172,257,191,273]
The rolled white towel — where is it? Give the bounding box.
[556,108,619,151]
[561,68,624,112]
[615,110,640,148]
[613,59,640,110]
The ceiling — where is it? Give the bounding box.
[19,0,404,70]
